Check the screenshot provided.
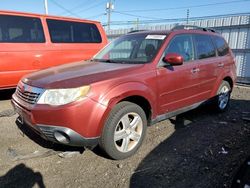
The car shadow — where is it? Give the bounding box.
[0,163,45,188]
[130,99,250,188]
[0,89,15,101]
[231,156,250,188]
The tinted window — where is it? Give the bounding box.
[47,19,102,43]
[194,35,216,59]
[213,36,229,56]
[165,34,194,62]
[0,15,45,43]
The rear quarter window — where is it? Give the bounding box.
[0,15,45,43]
[194,34,216,59]
[212,36,229,56]
[46,19,102,43]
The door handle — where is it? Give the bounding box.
[218,63,224,67]
[191,68,200,74]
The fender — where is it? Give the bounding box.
[86,81,157,137]
[210,70,235,97]
[99,81,157,114]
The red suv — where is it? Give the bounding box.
[12,26,237,159]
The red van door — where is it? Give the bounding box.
[0,14,46,89]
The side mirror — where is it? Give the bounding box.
[163,53,184,66]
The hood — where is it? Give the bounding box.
[22,61,144,89]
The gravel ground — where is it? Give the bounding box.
[0,86,249,188]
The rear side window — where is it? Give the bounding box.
[212,36,229,56]
[0,15,45,43]
[194,34,216,59]
[47,19,102,43]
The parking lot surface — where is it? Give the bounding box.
[0,86,249,188]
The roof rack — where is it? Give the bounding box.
[171,25,216,33]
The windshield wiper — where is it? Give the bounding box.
[92,58,135,64]
[93,59,118,63]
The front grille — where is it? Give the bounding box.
[15,83,44,105]
[16,86,40,104]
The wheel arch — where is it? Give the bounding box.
[119,95,152,123]
[210,75,234,97]
[95,82,157,136]
[223,76,234,90]
[99,82,156,115]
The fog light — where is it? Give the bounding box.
[54,131,70,144]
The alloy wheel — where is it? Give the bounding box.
[114,112,143,153]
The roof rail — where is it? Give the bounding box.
[171,25,216,33]
[128,30,148,34]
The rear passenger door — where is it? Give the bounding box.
[212,35,231,80]
[193,34,218,99]
[157,34,201,114]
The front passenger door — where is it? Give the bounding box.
[156,34,201,114]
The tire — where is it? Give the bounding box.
[212,81,231,112]
[99,101,147,160]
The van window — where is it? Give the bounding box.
[165,34,194,62]
[194,34,216,59]
[47,19,102,43]
[212,36,229,56]
[0,15,45,43]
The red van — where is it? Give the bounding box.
[0,10,107,89]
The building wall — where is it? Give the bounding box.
[107,14,250,83]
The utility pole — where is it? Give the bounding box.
[44,0,48,15]
[186,9,189,24]
[106,0,114,32]
[136,18,139,30]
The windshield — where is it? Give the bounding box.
[93,33,167,64]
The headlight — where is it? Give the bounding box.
[37,86,90,106]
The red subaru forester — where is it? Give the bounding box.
[12,26,237,159]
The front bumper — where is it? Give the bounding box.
[38,124,98,147]
[16,116,98,147]
[12,93,108,147]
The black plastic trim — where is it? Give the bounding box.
[37,125,99,147]
[150,100,204,125]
